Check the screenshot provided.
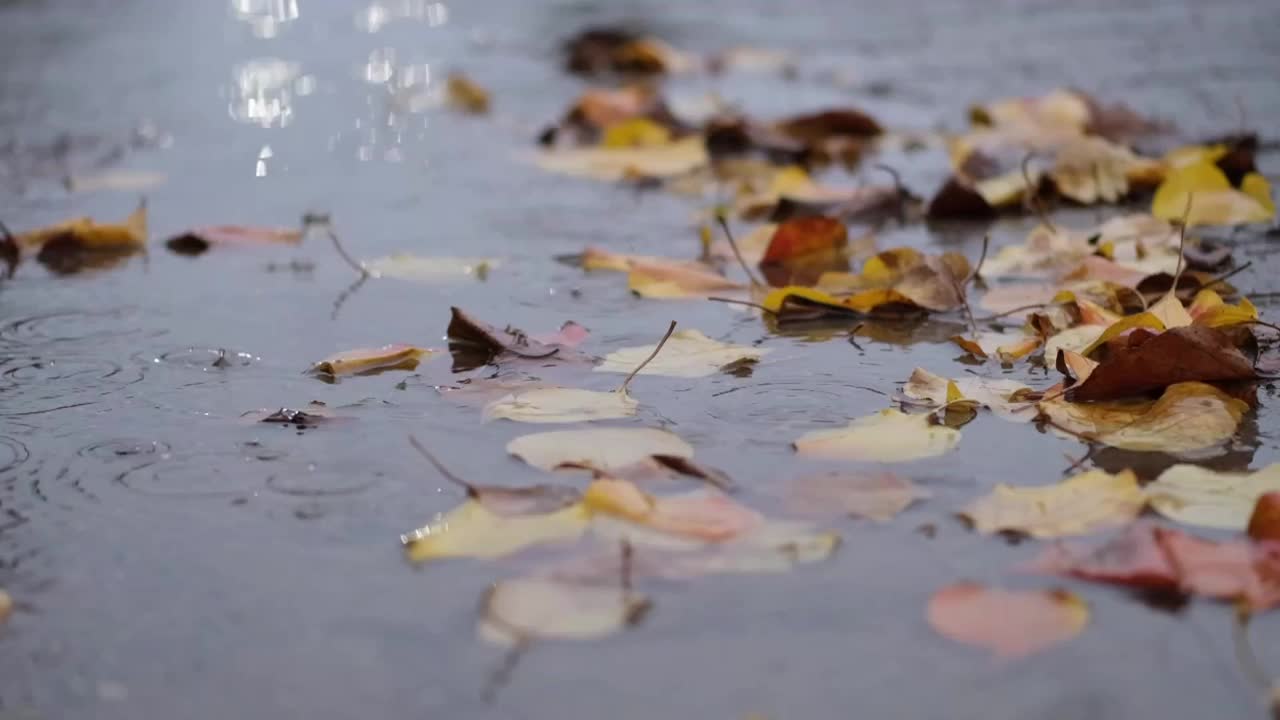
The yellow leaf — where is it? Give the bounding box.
[479,578,648,646]
[949,330,1042,362]
[1079,309,1168,357]
[794,409,960,462]
[903,368,1034,423]
[445,72,490,114]
[402,500,588,563]
[1039,382,1248,453]
[1044,325,1104,364]
[583,478,763,542]
[861,247,924,285]
[601,118,672,148]
[507,427,693,472]
[484,388,638,424]
[593,329,767,378]
[533,136,707,181]
[1152,160,1274,226]
[961,469,1145,538]
[1188,289,1258,327]
[308,344,433,377]
[626,261,743,299]
[1146,463,1280,530]
[15,200,147,250]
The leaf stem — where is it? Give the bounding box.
[407,434,476,497]
[716,212,764,288]
[617,321,677,394]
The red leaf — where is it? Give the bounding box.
[759,216,847,265]
[1248,492,1280,542]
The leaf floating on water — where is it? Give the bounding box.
[13,199,147,251]
[1034,523,1280,611]
[405,435,582,518]
[360,254,499,282]
[479,578,650,647]
[402,500,589,563]
[484,388,638,424]
[788,470,928,521]
[1146,464,1280,531]
[583,477,763,542]
[1152,158,1275,227]
[1248,493,1280,542]
[446,307,585,371]
[594,330,766,378]
[793,409,960,462]
[949,330,1041,363]
[927,583,1088,659]
[507,427,693,472]
[446,71,490,114]
[960,469,1145,539]
[308,344,433,378]
[1065,325,1257,402]
[1039,381,1248,453]
[165,225,303,255]
[533,136,707,182]
[903,368,1035,423]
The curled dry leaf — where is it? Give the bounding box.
[447,306,584,370]
[1039,381,1248,454]
[1248,492,1280,542]
[402,500,589,563]
[903,368,1035,423]
[1034,523,1280,611]
[361,255,498,282]
[1064,325,1257,402]
[484,388,638,424]
[308,344,433,378]
[788,470,928,521]
[1146,464,1280,530]
[961,469,1145,539]
[584,477,763,542]
[594,330,767,378]
[507,427,693,472]
[950,330,1042,363]
[479,577,650,646]
[927,583,1088,659]
[981,214,1178,280]
[794,409,960,462]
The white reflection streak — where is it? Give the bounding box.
[228,59,302,128]
[230,0,299,39]
[356,1,447,33]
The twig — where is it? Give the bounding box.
[872,163,908,224]
[1198,261,1254,293]
[324,223,369,278]
[706,296,774,314]
[956,235,990,337]
[330,274,368,320]
[1021,152,1054,233]
[620,539,633,594]
[617,320,677,394]
[716,212,764,288]
[847,323,865,350]
[1172,192,1193,289]
[1062,446,1097,475]
[407,435,476,497]
[964,234,990,288]
[974,302,1059,323]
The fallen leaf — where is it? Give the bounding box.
[479,577,649,646]
[563,27,691,77]
[1044,325,1105,365]
[927,583,1088,659]
[1039,382,1248,453]
[1034,522,1280,610]
[759,216,848,265]
[788,470,928,521]
[1065,325,1257,402]
[584,478,763,542]
[530,321,590,348]
[627,260,744,298]
[13,199,147,251]
[981,215,1178,281]
[362,255,498,282]
[406,435,582,517]
[594,330,766,378]
[401,499,589,563]
[447,306,579,369]
[794,409,960,462]
[961,469,1145,538]
[601,118,672,148]
[446,71,490,114]
[1153,159,1275,227]
[308,344,432,378]
[903,368,1035,422]
[1146,463,1280,530]
[1187,289,1257,328]
[484,388,638,423]
[507,427,693,472]
[534,136,707,182]
[950,330,1042,363]
[1248,492,1280,542]
[165,225,303,255]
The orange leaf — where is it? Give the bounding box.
[1248,492,1280,543]
[759,216,848,265]
[927,583,1088,658]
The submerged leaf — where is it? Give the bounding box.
[594,330,767,378]
[308,344,432,378]
[479,578,649,646]
[1039,382,1248,453]
[1146,464,1280,530]
[794,409,960,462]
[507,427,693,472]
[402,500,588,563]
[362,255,498,282]
[584,478,763,542]
[927,583,1088,659]
[788,470,928,521]
[961,469,1145,538]
[484,388,637,424]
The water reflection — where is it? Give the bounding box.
[230,0,300,39]
[355,0,447,33]
[227,59,313,128]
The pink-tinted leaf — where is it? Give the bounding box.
[927,582,1088,658]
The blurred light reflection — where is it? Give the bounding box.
[228,59,312,128]
[355,1,447,33]
[230,0,299,39]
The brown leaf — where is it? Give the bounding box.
[447,307,583,371]
[1064,325,1257,401]
[927,583,1088,658]
[772,108,883,144]
[446,72,490,114]
[562,28,684,77]
[1249,492,1280,542]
